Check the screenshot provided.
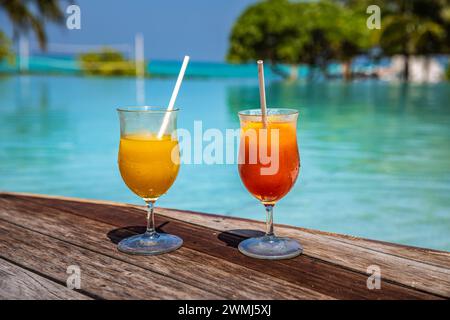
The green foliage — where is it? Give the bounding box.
[373,1,448,57]
[78,48,137,76]
[0,0,64,49]
[293,1,372,65]
[227,0,371,75]
[348,0,450,80]
[227,0,298,63]
[0,31,14,64]
[344,0,450,56]
[228,0,450,80]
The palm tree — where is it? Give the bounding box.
[0,31,13,62]
[346,0,450,81]
[378,1,447,80]
[227,0,371,80]
[0,0,65,49]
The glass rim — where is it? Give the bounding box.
[117,106,179,113]
[238,108,299,116]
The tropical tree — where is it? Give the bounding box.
[327,4,372,79]
[290,1,371,80]
[79,48,137,76]
[0,31,14,63]
[345,0,450,80]
[227,0,299,78]
[0,0,65,50]
[227,0,371,80]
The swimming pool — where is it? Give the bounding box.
[1,75,449,250]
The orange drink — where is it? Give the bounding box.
[237,108,302,260]
[238,119,299,204]
[119,134,180,201]
[116,106,182,255]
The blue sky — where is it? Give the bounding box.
[0,0,257,62]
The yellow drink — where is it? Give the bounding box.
[116,106,182,255]
[118,134,180,200]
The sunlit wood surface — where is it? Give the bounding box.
[0,192,449,300]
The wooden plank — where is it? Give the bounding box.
[0,221,220,300]
[0,197,329,300]
[156,207,450,298]
[5,192,447,268]
[1,193,443,299]
[156,207,450,269]
[0,257,91,300]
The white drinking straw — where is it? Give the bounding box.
[157,55,190,138]
[257,60,268,128]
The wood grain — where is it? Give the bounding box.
[0,221,219,299]
[157,207,450,269]
[0,192,448,300]
[0,196,330,300]
[155,208,450,297]
[2,193,447,299]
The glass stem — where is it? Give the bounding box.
[264,204,274,237]
[145,201,156,235]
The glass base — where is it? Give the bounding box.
[117,231,183,255]
[238,235,302,260]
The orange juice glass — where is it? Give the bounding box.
[117,106,182,255]
[238,108,302,259]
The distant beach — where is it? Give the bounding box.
[2,54,449,83]
[0,54,388,79]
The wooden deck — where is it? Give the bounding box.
[0,192,449,300]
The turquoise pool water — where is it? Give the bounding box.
[0,56,342,78]
[1,75,449,250]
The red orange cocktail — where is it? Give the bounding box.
[238,108,302,260]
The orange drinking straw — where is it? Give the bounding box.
[257,60,268,128]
